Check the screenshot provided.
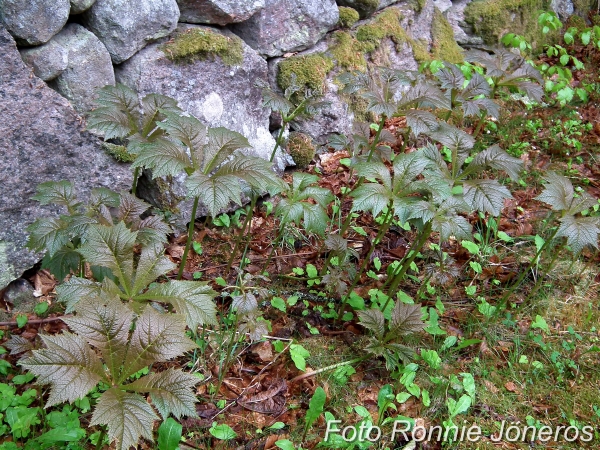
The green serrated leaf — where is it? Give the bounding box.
[90,387,158,450]
[126,368,198,419]
[19,332,105,407]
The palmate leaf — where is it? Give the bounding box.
[122,307,197,379]
[350,183,391,218]
[462,72,492,97]
[217,155,286,195]
[298,185,335,207]
[41,246,82,281]
[126,368,198,419]
[462,98,500,118]
[31,180,79,210]
[136,280,218,329]
[463,179,512,216]
[116,191,150,223]
[275,199,304,224]
[77,222,136,287]
[383,344,415,367]
[536,172,598,215]
[186,171,241,218]
[354,160,392,187]
[392,150,428,190]
[93,83,139,112]
[357,308,385,341]
[56,277,102,312]
[302,203,330,236]
[436,63,465,90]
[260,85,293,116]
[389,302,424,337]
[203,127,250,174]
[63,296,133,380]
[90,388,158,450]
[405,110,439,137]
[132,137,192,179]
[556,215,600,253]
[156,111,207,170]
[86,107,134,140]
[465,144,523,181]
[140,94,181,137]
[19,332,105,407]
[26,217,71,257]
[427,123,474,169]
[136,215,173,246]
[231,292,258,314]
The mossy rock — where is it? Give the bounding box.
[276,53,334,99]
[339,6,360,28]
[329,30,368,70]
[162,27,243,66]
[337,0,380,19]
[431,8,464,63]
[102,142,136,163]
[464,0,550,46]
[287,132,316,168]
[356,8,409,52]
[565,14,588,31]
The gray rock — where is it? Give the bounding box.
[0,26,132,289]
[19,40,69,81]
[46,24,115,112]
[231,0,339,57]
[115,25,284,230]
[0,0,70,45]
[177,0,265,25]
[83,0,180,64]
[445,0,483,46]
[71,0,97,14]
[551,0,574,20]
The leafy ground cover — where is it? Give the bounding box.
[1,11,600,450]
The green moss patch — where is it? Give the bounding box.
[356,8,410,52]
[162,28,244,66]
[329,31,368,70]
[464,0,549,45]
[338,6,360,28]
[287,132,316,169]
[276,53,334,98]
[102,142,136,163]
[338,0,379,19]
[431,8,464,63]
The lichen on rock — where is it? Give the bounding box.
[162,27,244,65]
[431,7,464,63]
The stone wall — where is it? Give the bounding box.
[0,0,591,287]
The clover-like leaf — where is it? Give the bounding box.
[126,368,199,419]
[19,332,105,407]
[90,388,158,450]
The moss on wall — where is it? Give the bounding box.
[337,0,380,19]
[356,8,410,52]
[329,31,368,70]
[339,6,361,28]
[431,8,464,63]
[162,28,244,66]
[276,53,335,98]
[464,0,549,45]
[102,142,136,163]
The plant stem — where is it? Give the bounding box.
[131,167,139,196]
[289,356,368,383]
[339,203,394,317]
[95,427,107,450]
[225,200,256,273]
[381,221,433,313]
[178,196,200,280]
